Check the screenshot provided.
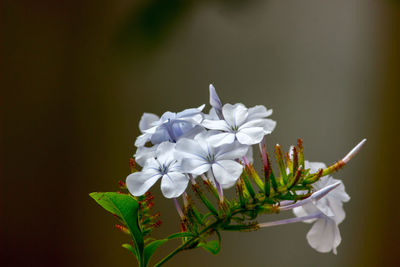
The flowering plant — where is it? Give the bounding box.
[90,85,365,266]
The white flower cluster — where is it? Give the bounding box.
[125,83,362,255]
[126,84,276,199]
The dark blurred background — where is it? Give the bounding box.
[2,0,400,266]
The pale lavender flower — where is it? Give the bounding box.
[126,142,189,198]
[175,131,248,192]
[202,103,276,146]
[134,105,205,147]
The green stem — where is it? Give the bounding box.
[154,221,220,266]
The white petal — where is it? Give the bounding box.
[305,161,327,174]
[126,171,161,196]
[306,217,341,254]
[327,199,346,224]
[247,105,273,120]
[156,142,176,164]
[207,132,236,147]
[205,108,220,120]
[181,158,211,175]
[175,138,207,160]
[238,118,275,134]
[215,141,249,160]
[236,127,265,145]
[135,133,151,147]
[293,204,319,223]
[139,113,159,132]
[261,119,277,133]
[178,125,206,140]
[150,126,172,144]
[160,111,176,122]
[142,158,160,169]
[293,206,308,218]
[212,160,243,186]
[193,131,218,153]
[329,179,350,203]
[202,119,231,131]
[222,103,248,127]
[238,118,268,130]
[220,179,238,189]
[245,145,254,163]
[160,172,189,198]
[134,145,157,166]
[177,107,204,122]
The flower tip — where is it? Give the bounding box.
[342,138,367,164]
[209,84,222,106]
[312,181,341,201]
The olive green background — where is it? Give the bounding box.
[2,0,400,266]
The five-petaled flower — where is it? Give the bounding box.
[175,131,249,189]
[126,142,189,198]
[135,105,205,147]
[202,103,276,146]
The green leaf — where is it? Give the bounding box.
[198,231,221,255]
[144,239,168,266]
[90,192,144,265]
[198,240,220,255]
[122,243,137,257]
[167,232,195,240]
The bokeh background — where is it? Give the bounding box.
[2,0,400,266]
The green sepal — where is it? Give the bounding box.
[266,154,279,192]
[241,173,256,199]
[246,165,265,194]
[90,192,144,265]
[292,146,299,175]
[297,139,305,170]
[275,144,288,184]
[192,184,218,216]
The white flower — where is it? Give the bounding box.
[175,131,248,188]
[293,161,350,254]
[126,142,189,198]
[202,103,276,146]
[134,105,205,147]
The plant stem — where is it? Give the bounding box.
[154,221,220,266]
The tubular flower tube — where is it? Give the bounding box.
[259,212,323,228]
[279,181,341,211]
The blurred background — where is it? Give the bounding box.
[2,0,400,266]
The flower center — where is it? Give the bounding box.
[206,154,216,163]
